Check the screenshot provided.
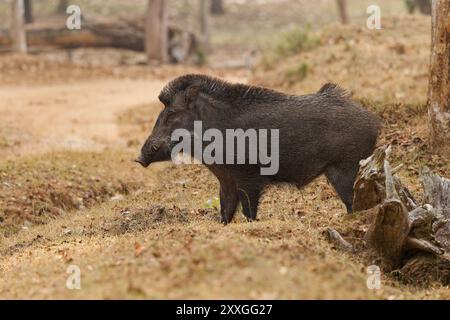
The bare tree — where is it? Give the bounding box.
[24,0,33,24]
[199,0,210,51]
[416,0,432,14]
[11,0,27,53]
[427,0,450,156]
[56,0,68,14]
[145,0,168,63]
[211,0,224,15]
[407,0,432,14]
[336,0,349,24]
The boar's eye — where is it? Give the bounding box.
[165,109,177,122]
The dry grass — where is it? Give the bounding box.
[253,15,431,106]
[0,150,156,235]
[1,161,449,299]
[0,116,448,298]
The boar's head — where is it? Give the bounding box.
[135,83,202,168]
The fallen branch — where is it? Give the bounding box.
[323,228,353,252]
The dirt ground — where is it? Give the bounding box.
[0,79,163,157]
[0,5,449,299]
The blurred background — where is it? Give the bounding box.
[0,0,430,68]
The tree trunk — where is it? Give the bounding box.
[11,0,27,53]
[56,0,68,14]
[416,0,432,14]
[145,0,168,63]
[336,0,349,24]
[24,0,33,24]
[199,0,210,52]
[211,0,224,15]
[427,0,450,157]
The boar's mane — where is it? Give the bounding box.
[158,73,351,109]
[158,74,288,107]
[317,83,351,100]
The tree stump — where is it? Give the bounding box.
[420,166,450,252]
[364,161,411,269]
[325,145,450,285]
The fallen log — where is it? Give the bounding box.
[0,20,198,63]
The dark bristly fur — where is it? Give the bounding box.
[138,74,382,224]
[159,74,289,107]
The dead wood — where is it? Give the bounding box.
[326,145,450,284]
[0,19,198,63]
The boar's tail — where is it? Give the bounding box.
[317,83,351,100]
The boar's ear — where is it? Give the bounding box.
[185,85,201,104]
[158,93,169,107]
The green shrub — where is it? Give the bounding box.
[285,63,310,84]
[275,27,319,58]
[260,27,319,70]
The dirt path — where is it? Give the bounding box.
[0,79,165,158]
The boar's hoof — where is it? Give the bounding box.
[221,216,231,225]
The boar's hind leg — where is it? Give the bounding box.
[219,182,239,225]
[325,162,359,213]
[237,184,262,222]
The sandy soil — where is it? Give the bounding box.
[0,79,165,158]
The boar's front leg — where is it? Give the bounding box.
[219,181,239,225]
[325,162,359,213]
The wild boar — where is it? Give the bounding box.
[136,74,381,224]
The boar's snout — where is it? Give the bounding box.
[135,140,167,168]
[134,154,151,168]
